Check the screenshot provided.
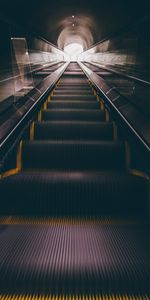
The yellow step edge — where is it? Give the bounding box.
[0,217,147,225]
[56,79,61,86]
[129,169,149,180]
[47,95,51,102]
[48,79,61,100]
[1,168,20,179]
[16,140,23,171]
[1,140,23,179]
[105,109,110,121]
[43,100,48,110]
[93,89,97,96]
[38,110,42,121]
[0,295,148,300]
[87,78,91,85]
[96,94,100,101]
[100,101,105,110]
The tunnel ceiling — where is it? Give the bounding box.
[0,0,149,50]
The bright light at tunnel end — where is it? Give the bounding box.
[64,43,84,61]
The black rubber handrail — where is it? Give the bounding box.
[78,61,150,152]
[85,61,150,87]
[0,61,69,157]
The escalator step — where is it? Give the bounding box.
[56,86,92,91]
[57,80,90,83]
[22,141,126,170]
[34,121,114,140]
[42,109,105,121]
[51,95,96,101]
[47,101,99,109]
[0,171,148,216]
[58,81,88,85]
[53,90,93,95]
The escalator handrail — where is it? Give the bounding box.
[78,61,150,152]
[0,62,69,154]
[85,61,150,87]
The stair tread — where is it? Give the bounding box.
[0,219,149,293]
[0,171,148,217]
[22,140,126,170]
[42,109,105,121]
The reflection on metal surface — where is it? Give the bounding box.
[0,37,66,121]
[11,38,34,101]
[0,62,69,148]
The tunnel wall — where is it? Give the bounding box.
[80,14,150,82]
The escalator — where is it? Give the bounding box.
[0,62,149,299]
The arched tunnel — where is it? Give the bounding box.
[0,1,150,299]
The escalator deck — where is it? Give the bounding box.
[0,63,149,298]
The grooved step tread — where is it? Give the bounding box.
[48,101,99,109]
[53,90,93,94]
[34,121,114,140]
[51,95,96,101]
[22,141,126,170]
[42,109,105,121]
[0,171,148,216]
[0,220,149,294]
[56,87,92,91]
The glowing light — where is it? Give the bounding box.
[57,15,94,49]
[64,43,84,61]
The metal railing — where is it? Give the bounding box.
[0,62,69,168]
[79,61,150,152]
